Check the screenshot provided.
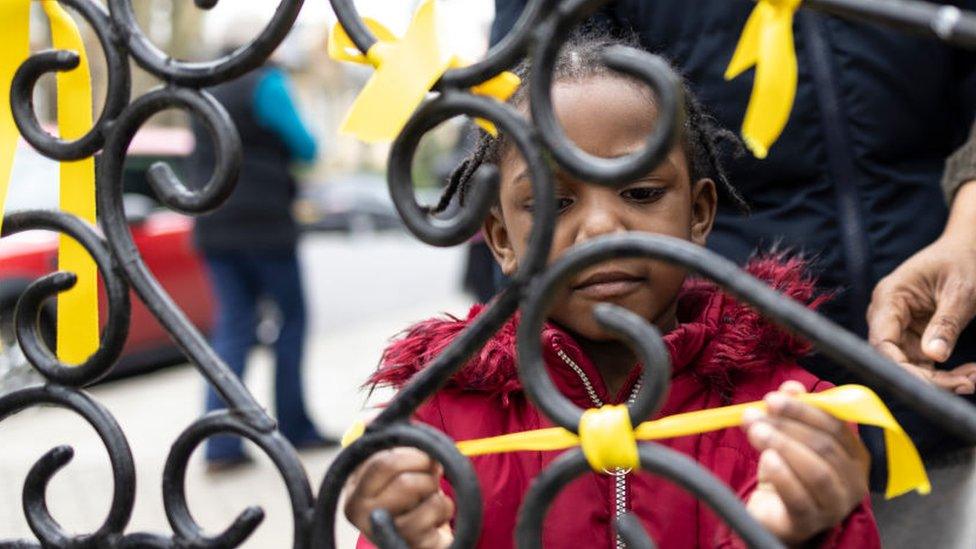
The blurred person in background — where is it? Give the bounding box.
[189,15,336,472]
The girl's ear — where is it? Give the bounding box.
[690,178,718,245]
[483,207,519,275]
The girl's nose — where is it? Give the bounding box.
[573,198,627,245]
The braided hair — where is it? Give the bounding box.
[429,29,748,215]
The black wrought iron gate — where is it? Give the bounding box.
[2,0,976,547]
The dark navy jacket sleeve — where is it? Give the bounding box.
[490,0,528,45]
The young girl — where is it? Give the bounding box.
[343,34,879,548]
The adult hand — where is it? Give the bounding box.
[344,448,455,549]
[867,181,976,394]
[744,381,870,545]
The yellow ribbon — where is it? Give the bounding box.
[579,404,639,472]
[725,0,802,159]
[0,2,30,234]
[344,385,930,500]
[328,0,520,143]
[0,2,99,364]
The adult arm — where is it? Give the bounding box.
[870,22,976,391]
[253,67,318,163]
[867,176,976,393]
[944,120,976,204]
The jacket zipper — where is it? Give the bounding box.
[556,348,642,549]
[798,12,872,336]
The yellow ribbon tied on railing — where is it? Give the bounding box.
[579,404,639,472]
[1,2,99,364]
[344,384,931,500]
[725,0,802,159]
[0,4,30,214]
[328,0,520,143]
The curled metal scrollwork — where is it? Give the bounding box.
[523,234,976,443]
[518,298,671,432]
[162,413,314,547]
[317,0,976,547]
[1,0,311,546]
[388,90,554,273]
[5,0,976,547]
[2,210,130,387]
[512,231,786,546]
[10,0,131,161]
[107,0,305,88]
[100,86,242,215]
[94,84,274,432]
[515,444,784,548]
[511,232,976,546]
[530,0,684,185]
[0,384,135,547]
[313,422,483,548]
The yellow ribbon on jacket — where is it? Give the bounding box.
[328,0,520,143]
[0,2,99,364]
[344,385,930,500]
[725,0,802,159]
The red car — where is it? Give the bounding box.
[0,128,213,389]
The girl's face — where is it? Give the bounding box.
[483,77,718,340]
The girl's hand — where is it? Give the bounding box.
[343,447,455,549]
[743,381,870,545]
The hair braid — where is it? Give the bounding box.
[425,131,493,214]
[682,85,749,211]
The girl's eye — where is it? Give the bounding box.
[523,197,574,212]
[621,186,666,203]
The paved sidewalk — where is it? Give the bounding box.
[0,292,472,547]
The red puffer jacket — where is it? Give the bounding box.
[360,257,881,548]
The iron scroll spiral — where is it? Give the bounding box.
[0,212,134,548]
[3,0,312,547]
[107,0,305,87]
[2,210,131,388]
[10,0,130,162]
[3,0,976,547]
[529,0,685,184]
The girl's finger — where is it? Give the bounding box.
[370,471,441,516]
[756,449,819,530]
[411,525,454,549]
[777,380,807,395]
[394,491,455,543]
[431,460,445,479]
[352,448,437,500]
[759,414,867,489]
[764,392,865,459]
[747,419,850,515]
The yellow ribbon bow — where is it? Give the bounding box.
[344,384,930,500]
[725,0,802,159]
[328,0,520,143]
[1,2,99,364]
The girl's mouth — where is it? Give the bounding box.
[571,270,647,300]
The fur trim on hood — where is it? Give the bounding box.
[370,253,828,395]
